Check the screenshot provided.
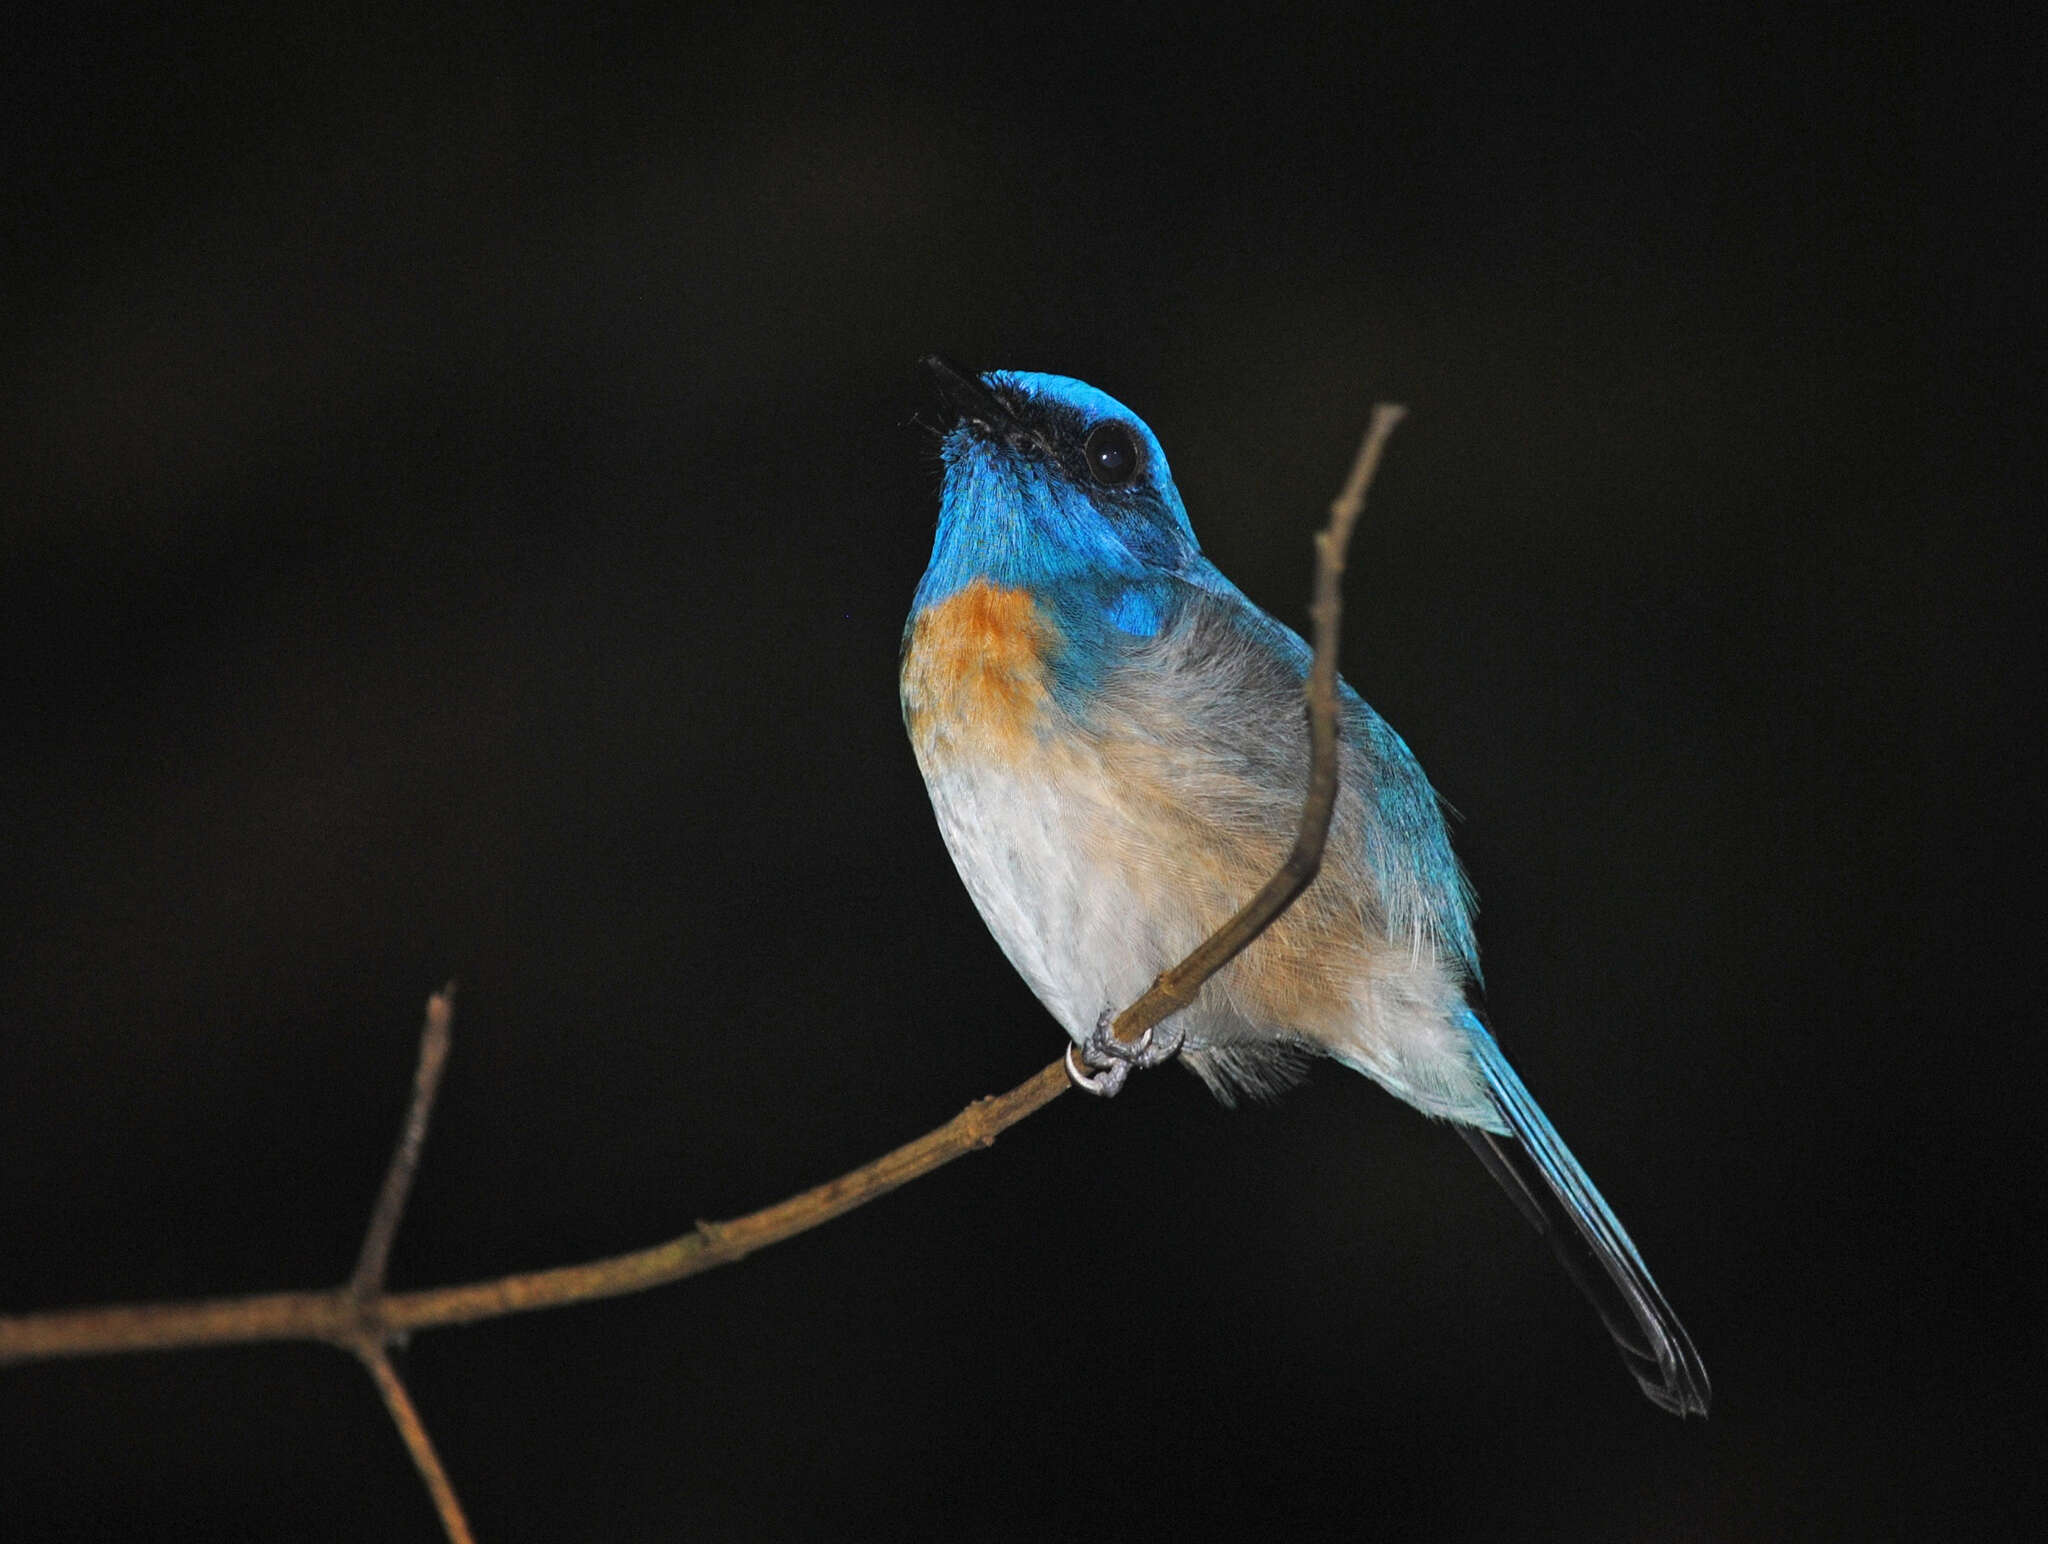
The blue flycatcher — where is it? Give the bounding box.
[901,358,1708,1415]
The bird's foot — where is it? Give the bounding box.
[1065,1010,1186,1098]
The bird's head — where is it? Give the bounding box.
[916,357,1198,608]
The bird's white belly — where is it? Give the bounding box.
[917,751,1182,1043]
[913,723,1497,1122]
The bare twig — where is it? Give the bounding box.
[0,1057,1076,1361]
[354,987,456,1300]
[0,406,1407,1544]
[361,1347,476,1544]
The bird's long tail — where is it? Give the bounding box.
[1459,1014,1710,1416]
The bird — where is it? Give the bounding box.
[899,356,1709,1417]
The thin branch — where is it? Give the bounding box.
[361,1348,477,1544]
[354,986,456,1300]
[0,1058,1077,1360]
[0,406,1407,1541]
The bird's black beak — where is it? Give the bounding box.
[922,354,1019,437]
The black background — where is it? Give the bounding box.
[3,8,2036,1541]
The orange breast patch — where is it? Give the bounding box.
[902,578,1060,758]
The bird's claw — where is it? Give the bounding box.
[1065,1043,1129,1097]
[1065,1010,1186,1098]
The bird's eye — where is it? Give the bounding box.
[1084,422,1141,487]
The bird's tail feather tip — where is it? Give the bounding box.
[1462,1023,1711,1418]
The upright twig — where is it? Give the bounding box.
[0,408,1407,1544]
[1105,402,1407,1047]
[353,987,455,1302]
